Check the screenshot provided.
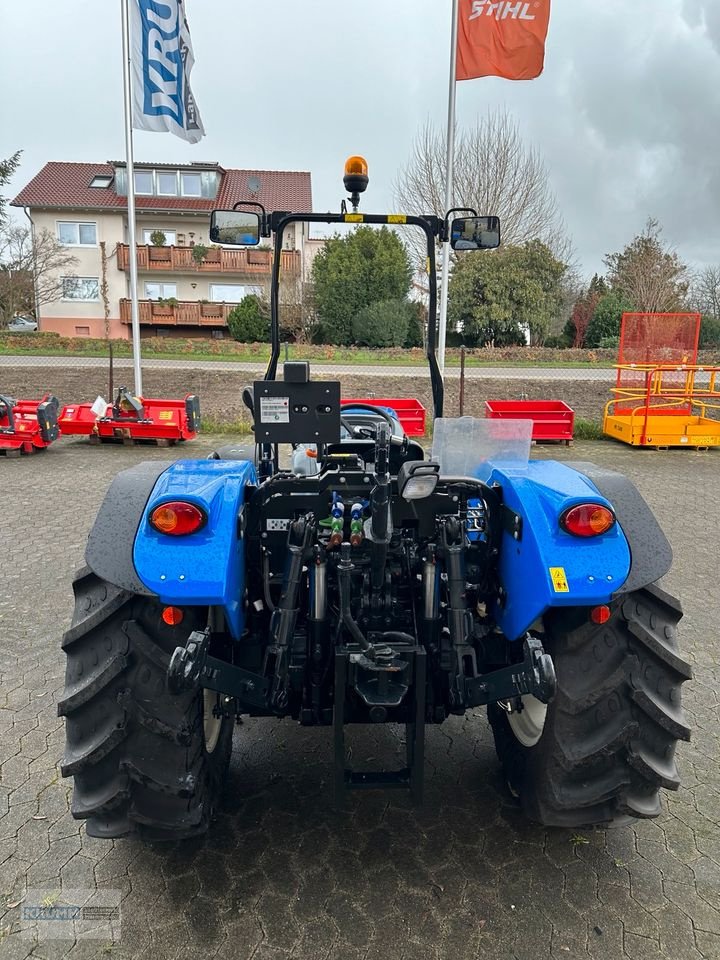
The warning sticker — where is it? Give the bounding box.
[549,567,570,593]
[158,411,173,421]
[260,396,290,423]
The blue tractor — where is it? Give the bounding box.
[59,162,691,839]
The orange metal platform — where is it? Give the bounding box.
[603,365,720,448]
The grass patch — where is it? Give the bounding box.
[573,417,605,440]
[200,415,252,436]
[0,333,622,368]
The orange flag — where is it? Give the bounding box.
[456,0,551,82]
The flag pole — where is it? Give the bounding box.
[121,0,143,397]
[438,0,460,375]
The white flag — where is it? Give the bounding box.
[130,0,205,144]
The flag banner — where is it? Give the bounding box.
[456,0,551,82]
[130,0,205,143]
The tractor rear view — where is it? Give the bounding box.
[59,159,691,840]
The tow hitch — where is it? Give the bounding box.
[464,636,557,708]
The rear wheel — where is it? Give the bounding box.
[59,567,233,839]
[488,583,692,827]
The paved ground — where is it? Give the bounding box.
[0,356,616,381]
[0,435,717,960]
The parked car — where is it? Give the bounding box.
[7,316,38,332]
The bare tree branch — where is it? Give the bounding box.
[0,224,79,324]
[603,218,689,313]
[393,109,572,267]
[690,265,720,320]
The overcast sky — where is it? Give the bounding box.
[2,0,718,277]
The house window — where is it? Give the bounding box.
[74,326,91,336]
[157,172,178,196]
[142,229,177,245]
[209,284,253,303]
[181,172,202,197]
[134,171,154,194]
[145,282,178,301]
[63,278,100,301]
[57,221,97,246]
[89,175,113,188]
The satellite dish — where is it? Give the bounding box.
[247,176,261,195]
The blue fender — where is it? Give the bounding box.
[485,460,632,641]
[133,459,257,639]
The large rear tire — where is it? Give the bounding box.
[488,583,692,828]
[59,568,233,839]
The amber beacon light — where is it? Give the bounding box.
[344,156,369,209]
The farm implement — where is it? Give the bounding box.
[0,394,60,457]
[58,386,200,446]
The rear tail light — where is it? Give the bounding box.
[150,501,206,536]
[560,503,616,538]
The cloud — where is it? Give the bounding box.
[2,0,718,276]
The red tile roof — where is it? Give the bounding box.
[11,162,313,213]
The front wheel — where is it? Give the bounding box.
[59,568,233,839]
[488,583,692,828]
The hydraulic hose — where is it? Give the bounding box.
[369,423,391,593]
[337,543,374,653]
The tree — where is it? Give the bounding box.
[585,291,633,348]
[604,219,689,313]
[691,265,720,321]
[448,241,567,346]
[0,152,21,225]
[565,274,608,347]
[405,301,425,348]
[393,110,569,266]
[352,299,417,347]
[312,226,412,344]
[226,294,269,342]
[0,223,78,324]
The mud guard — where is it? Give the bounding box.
[132,459,257,639]
[486,460,633,642]
[85,461,172,596]
[567,461,673,597]
[85,459,258,639]
[487,460,673,642]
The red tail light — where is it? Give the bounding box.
[560,503,615,538]
[162,606,185,626]
[590,605,612,625]
[150,501,206,536]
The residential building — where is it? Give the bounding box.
[11,161,312,339]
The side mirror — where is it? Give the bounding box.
[450,216,501,251]
[210,210,261,246]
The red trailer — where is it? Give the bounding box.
[485,399,575,445]
[0,395,60,456]
[59,388,200,446]
[342,397,427,437]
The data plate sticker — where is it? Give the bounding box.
[260,396,290,423]
[549,567,569,593]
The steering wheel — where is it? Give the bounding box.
[340,402,397,439]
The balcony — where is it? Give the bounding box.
[120,299,236,327]
[117,243,300,275]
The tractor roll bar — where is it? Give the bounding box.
[265,212,445,420]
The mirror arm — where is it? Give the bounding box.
[442,207,478,242]
[232,200,272,238]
